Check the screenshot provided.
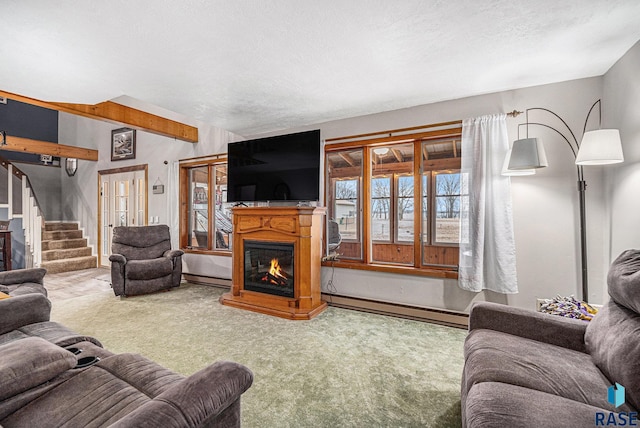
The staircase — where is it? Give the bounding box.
[41,222,97,274]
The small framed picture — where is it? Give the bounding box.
[111,128,136,161]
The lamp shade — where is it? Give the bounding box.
[576,129,624,165]
[501,149,536,176]
[508,137,548,170]
[65,158,78,177]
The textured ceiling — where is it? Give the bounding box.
[2,0,640,136]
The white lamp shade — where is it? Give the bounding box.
[576,129,624,165]
[508,137,548,170]
[502,149,536,176]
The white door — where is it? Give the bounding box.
[100,170,146,267]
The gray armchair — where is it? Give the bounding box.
[109,225,184,297]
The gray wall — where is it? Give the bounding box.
[17,163,63,221]
[604,40,640,284]
[57,59,640,312]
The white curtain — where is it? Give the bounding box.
[167,160,180,249]
[458,114,518,293]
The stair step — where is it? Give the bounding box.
[42,247,92,261]
[42,230,83,241]
[44,222,79,232]
[41,256,97,274]
[42,238,88,251]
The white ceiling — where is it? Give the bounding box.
[2,0,640,137]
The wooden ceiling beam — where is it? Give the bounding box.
[0,90,199,143]
[338,152,356,166]
[391,148,403,162]
[422,145,429,161]
[2,134,98,161]
[53,101,199,143]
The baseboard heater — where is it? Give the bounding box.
[183,273,468,328]
[322,293,469,329]
[182,273,231,288]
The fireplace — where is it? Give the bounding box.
[244,241,294,298]
[220,206,327,320]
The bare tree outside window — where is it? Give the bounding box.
[371,177,390,219]
[371,177,391,241]
[335,180,357,199]
[435,172,461,243]
[397,175,414,221]
[397,175,414,242]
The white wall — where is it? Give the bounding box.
[250,77,609,311]
[58,111,241,277]
[17,163,63,220]
[604,40,640,297]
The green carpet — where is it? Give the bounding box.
[50,283,467,427]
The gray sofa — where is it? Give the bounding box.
[0,271,253,427]
[110,225,184,297]
[462,249,640,427]
[0,268,47,297]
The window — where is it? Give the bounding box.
[325,129,461,274]
[396,175,414,243]
[334,178,359,241]
[180,157,233,254]
[421,138,462,267]
[370,143,415,265]
[326,149,363,260]
[371,176,391,242]
[434,171,461,244]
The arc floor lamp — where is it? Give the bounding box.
[504,100,624,303]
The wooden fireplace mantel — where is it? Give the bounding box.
[219,206,328,320]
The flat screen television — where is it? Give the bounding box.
[227,129,321,203]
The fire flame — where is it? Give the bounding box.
[260,258,289,286]
[268,258,287,279]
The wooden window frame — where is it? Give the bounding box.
[326,148,364,261]
[323,126,462,278]
[179,155,232,256]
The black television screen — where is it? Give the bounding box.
[227,129,321,203]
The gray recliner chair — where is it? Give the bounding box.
[109,225,184,297]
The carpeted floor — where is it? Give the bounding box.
[50,283,467,427]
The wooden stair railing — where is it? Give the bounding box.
[0,156,45,268]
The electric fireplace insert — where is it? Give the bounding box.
[243,240,294,298]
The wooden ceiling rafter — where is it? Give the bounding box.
[422,145,430,161]
[0,90,199,143]
[2,134,98,161]
[338,152,356,167]
[391,148,403,162]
